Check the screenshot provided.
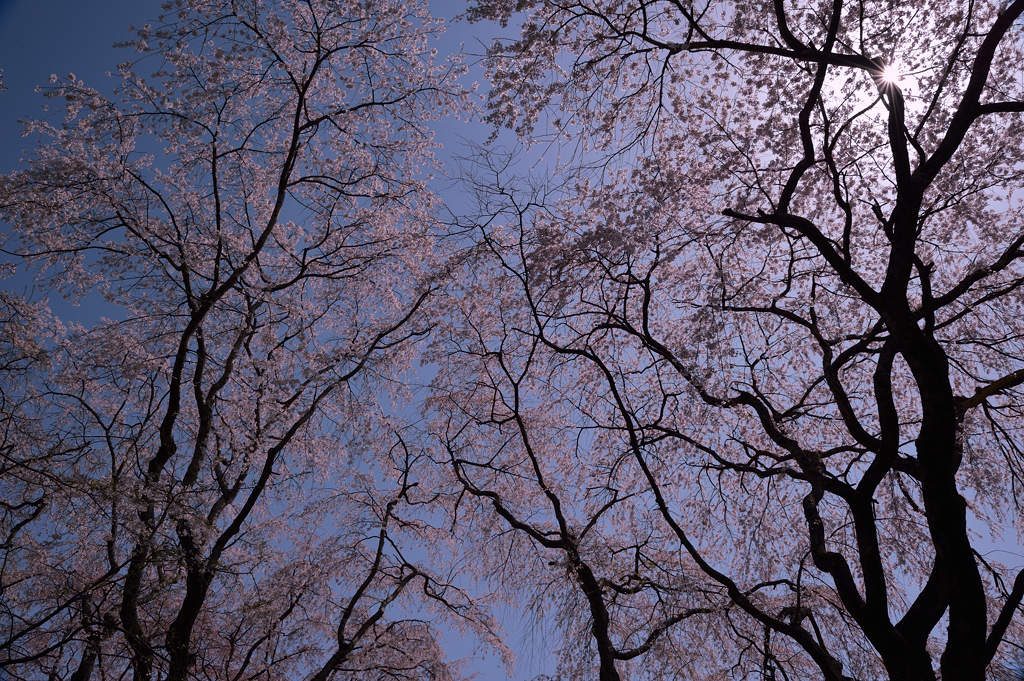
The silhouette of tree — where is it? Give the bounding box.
[0,1,501,679]
[430,0,1024,679]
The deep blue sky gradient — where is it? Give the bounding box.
[0,0,161,171]
[0,0,500,303]
[0,0,163,320]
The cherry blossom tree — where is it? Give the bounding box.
[0,1,500,679]
[428,0,1024,679]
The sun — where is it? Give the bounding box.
[880,63,901,84]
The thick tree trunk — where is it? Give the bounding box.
[166,567,214,681]
[573,555,621,681]
[884,300,987,681]
[120,547,154,681]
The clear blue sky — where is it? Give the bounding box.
[0,0,165,318]
[0,0,161,172]
[0,0,499,312]
[0,0,494,173]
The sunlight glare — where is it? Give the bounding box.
[880,63,902,85]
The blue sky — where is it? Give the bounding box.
[0,0,498,185]
[0,0,167,321]
[0,0,159,171]
[0,0,501,314]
